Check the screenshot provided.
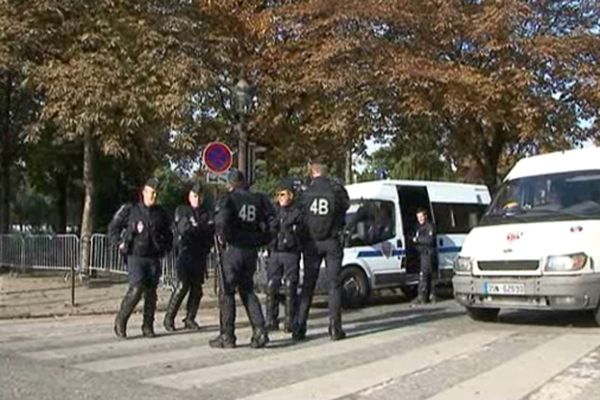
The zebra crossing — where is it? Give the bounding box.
[2,303,600,400]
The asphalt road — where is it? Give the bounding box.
[2,297,600,400]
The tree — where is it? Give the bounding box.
[0,69,40,233]
[23,130,82,233]
[237,0,600,188]
[1,0,247,271]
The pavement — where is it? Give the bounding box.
[0,268,222,320]
[2,298,600,400]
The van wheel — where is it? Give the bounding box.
[401,285,419,301]
[466,307,500,322]
[340,267,369,309]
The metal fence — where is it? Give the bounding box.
[0,234,79,271]
[0,234,217,289]
[89,234,184,287]
[0,234,25,268]
[23,234,80,271]
[89,234,125,274]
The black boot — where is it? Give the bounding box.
[114,285,143,339]
[292,323,307,341]
[209,334,236,349]
[183,284,202,330]
[163,283,188,332]
[250,328,270,349]
[142,286,158,338]
[283,284,297,333]
[265,290,279,331]
[210,292,236,349]
[328,317,346,341]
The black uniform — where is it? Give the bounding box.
[163,204,213,331]
[413,221,437,302]
[295,176,350,341]
[211,187,275,348]
[266,203,303,332]
[108,201,172,338]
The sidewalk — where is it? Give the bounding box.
[0,269,224,320]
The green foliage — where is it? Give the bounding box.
[12,182,54,232]
[2,0,600,232]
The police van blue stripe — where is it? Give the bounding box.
[357,250,384,258]
[439,246,462,253]
[356,247,462,258]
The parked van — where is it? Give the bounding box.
[453,147,600,324]
[329,179,491,307]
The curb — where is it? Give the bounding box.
[0,294,267,320]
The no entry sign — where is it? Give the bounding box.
[202,142,233,174]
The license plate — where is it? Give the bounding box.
[483,282,525,295]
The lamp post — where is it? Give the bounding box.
[232,78,253,180]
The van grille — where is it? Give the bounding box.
[477,260,539,271]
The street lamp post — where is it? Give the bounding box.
[233,78,253,180]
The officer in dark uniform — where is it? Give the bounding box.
[163,182,213,332]
[108,177,173,338]
[412,208,437,304]
[294,160,350,341]
[265,180,303,333]
[209,170,275,349]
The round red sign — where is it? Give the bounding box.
[202,142,233,174]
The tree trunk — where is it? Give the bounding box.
[481,127,505,193]
[344,145,353,184]
[0,72,12,233]
[56,172,68,234]
[79,131,95,275]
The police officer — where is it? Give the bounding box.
[265,180,303,333]
[163,182,213,332]
[108,177,173,338]
[294,160,350,341]
[412,208,437,304]
[209,170,275,349]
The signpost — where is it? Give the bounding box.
[202,142,233,175]
[201,141,264,186]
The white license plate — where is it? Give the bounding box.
[483,282,525,295]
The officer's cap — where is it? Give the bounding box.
[226,169,246,185]
[190,182,204,194]
[144,177,160,190]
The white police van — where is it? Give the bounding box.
[453,147,600,324]
[331,179,491,307]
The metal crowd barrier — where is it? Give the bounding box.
[90,234,178,287]
[22,234,80,271]
[89,234,125,274]
[1,233,219,290]
[0,234,25,268]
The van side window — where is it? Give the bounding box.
[346,200,396,246]
[432,203,487,234]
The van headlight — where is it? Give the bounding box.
[454,256,473,274]
[545,253,588,272]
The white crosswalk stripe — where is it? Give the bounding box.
[237,330,513,400]
[142,326,427,389]
[425,334,600,400]
[74,310,446,373]
[3,308,600,400]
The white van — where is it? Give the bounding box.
[453,147,600,324]
[328,179,491,307]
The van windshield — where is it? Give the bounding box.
[481,170,600,226]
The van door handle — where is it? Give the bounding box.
[439,239,444,246]
[396,239,403,248]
